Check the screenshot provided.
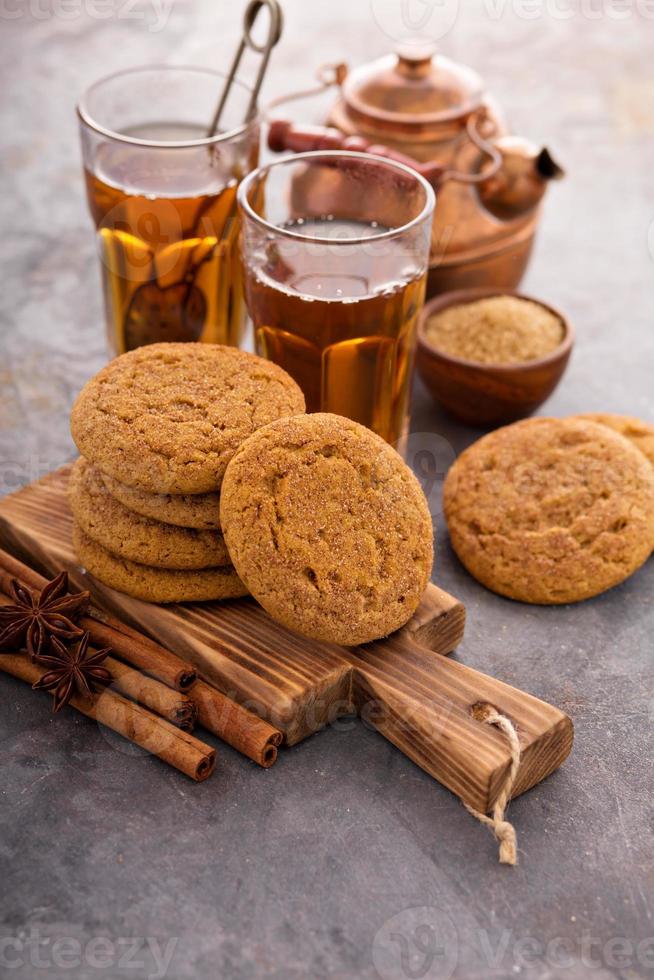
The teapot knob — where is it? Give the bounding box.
[395,40,438,77]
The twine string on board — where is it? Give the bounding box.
[464,704,521,866]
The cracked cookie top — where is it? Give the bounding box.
[572,413,654,468]
[70,343,305,494]
[443,417,654,604]
[219,412,434,646]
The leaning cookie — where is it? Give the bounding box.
[73,525,247,604]
[220,413,434,646]
[573,413,654,468]
[70,342,306,495]
[69,458,231,569]
[99,470,222,530]
[443,417,654,605]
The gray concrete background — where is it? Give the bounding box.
[1,2,653,978]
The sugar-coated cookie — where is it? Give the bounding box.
[70,343,305,494]
[220,413,434,645]
[573,413,654,468]
[69,458,231,569]
[99,470,222,530]
[73,524,247,604]
[443,417,654,604]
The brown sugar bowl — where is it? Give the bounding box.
[416,287,574,427]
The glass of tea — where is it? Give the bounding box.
[237,150,435,445]
[78,66,260,355]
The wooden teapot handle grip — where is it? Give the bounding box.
[267,120,445,186]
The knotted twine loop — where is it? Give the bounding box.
[463,704,521,866]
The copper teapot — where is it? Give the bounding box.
[267,43,564,296]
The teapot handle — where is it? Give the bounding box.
[267,120,446,185]
[266,109,501,189]
[439,111,503,186]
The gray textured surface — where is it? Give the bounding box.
[1,3,653,979]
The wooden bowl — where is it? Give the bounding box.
[416,287,574,427]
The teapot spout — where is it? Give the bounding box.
[477,137,564,221]
[536,146,565,181]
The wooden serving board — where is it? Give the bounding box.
[0,468,573,812]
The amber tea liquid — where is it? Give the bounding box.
[244,218,426,445]
[85,122,251,355]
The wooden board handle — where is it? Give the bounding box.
[350,636,573,812]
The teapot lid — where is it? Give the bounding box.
[341,43,484,129]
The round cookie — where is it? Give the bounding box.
[443,417,654,605]
[69,458,231,570]
[73,525,247,604]
[70,343,306,494]
[99,471,221,530]
[573,413,654,468]
[220,413,434,646]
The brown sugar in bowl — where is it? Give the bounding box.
[416,287,574,427]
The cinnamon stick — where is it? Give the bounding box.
[81,615,196,693]
[0,547,283,766]
[0,654,215,781]
[0,589,196,731]
[192,680,282,768]
[0,549,196,692]
[105,656,197,731]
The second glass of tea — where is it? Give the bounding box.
[237,151,435,445]
[78,67,260,355]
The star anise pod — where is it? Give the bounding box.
[32,631,112,713]
[0,571,90,659]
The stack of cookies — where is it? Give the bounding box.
[68,343,436,645]
[69,343,305,603]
